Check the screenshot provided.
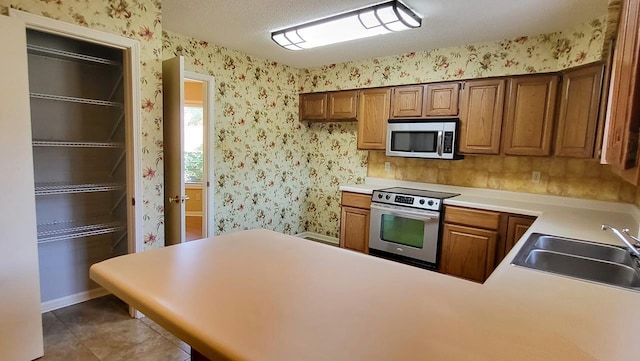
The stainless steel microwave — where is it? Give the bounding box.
[386,119,462,160]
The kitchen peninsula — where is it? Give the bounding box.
[91,183,640,361]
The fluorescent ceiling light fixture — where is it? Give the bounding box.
[271,1,422,51]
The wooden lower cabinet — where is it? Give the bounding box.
[504,215,536,257]
[440,223,497,283]
[440,206,535,283]
[339,192,371,253]
[340,206,370,253]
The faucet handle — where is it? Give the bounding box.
[622,228,640,245]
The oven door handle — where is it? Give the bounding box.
[370,203,440,221]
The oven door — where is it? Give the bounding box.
[369,203,440,265]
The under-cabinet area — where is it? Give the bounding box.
[26,29,132,306]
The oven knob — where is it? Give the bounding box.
[419,199,425,205]
[427,200,434,206]
[385,195,391,200]
[377,194,383,199]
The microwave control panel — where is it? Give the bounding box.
[443,131,454,154]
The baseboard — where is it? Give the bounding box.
[41,287,110,313]
[295,231,339,245]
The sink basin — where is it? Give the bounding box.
[512,233,640,290]
[533,235,635,266]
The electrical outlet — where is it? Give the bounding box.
[531,171,541,183]
[384,162,391,172]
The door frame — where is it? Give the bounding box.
[184,71,215,238]
[8,11,145,255]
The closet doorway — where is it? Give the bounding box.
[163,57,215,245]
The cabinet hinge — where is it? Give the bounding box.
[132,198,135,206]
[207,181,210,187]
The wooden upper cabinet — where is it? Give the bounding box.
[390,85,424,118]
[357,88,391,150]
[502,75,558,156]
[424,82,460,116]
[328,90,358,120]
[458,79,506,154]
[555,64,604,158]
[605,0,640,170]
[299,93,327,121]
[300,90,358,121]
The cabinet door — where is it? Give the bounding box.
[604,0,640,169]
[357,88,391,150]
[424,82,460,116]
[439,223,497,283]
[340,206,370,253]
[328,90,358,120]
[390,85,424,118]
[555,64,604,158]
[495,215,535,265]
[458,79,505,154]
[503,75,558,156]
[0,15,44,360]
[299,93,328,121]
[504,216,535,255]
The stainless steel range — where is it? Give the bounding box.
[369,187,459,269]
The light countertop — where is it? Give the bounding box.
[90,179,640,361]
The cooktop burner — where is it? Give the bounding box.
[371,187,459,211]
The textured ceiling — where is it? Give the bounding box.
[163,0,609,68]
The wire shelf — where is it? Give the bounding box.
[30,92,123,107]
[27,44,122,66]
[37,218,125,244]
[32,140,124,148]
[35,182,125,196]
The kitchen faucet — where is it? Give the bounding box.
[601,224,640,258]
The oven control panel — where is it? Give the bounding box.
[372,191,442,211]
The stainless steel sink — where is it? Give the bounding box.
[512,233,640,290]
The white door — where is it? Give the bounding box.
[163,56,187,246]
[0,15,44,360]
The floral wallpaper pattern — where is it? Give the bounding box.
[162,30,309,236]
[0,0,165,250]
[305,122,367,237]
[299,16,607,93]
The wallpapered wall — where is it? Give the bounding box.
[162,31,309,236]
[0,0,165,249]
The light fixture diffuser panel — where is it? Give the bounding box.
[271,0,422,50]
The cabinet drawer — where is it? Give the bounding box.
[444,206,501,230]
[341,192,371,209]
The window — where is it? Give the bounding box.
[184,106,204,183]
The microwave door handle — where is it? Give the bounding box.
[436,130,444,156]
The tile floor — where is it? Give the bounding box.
[40,295,191,361]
